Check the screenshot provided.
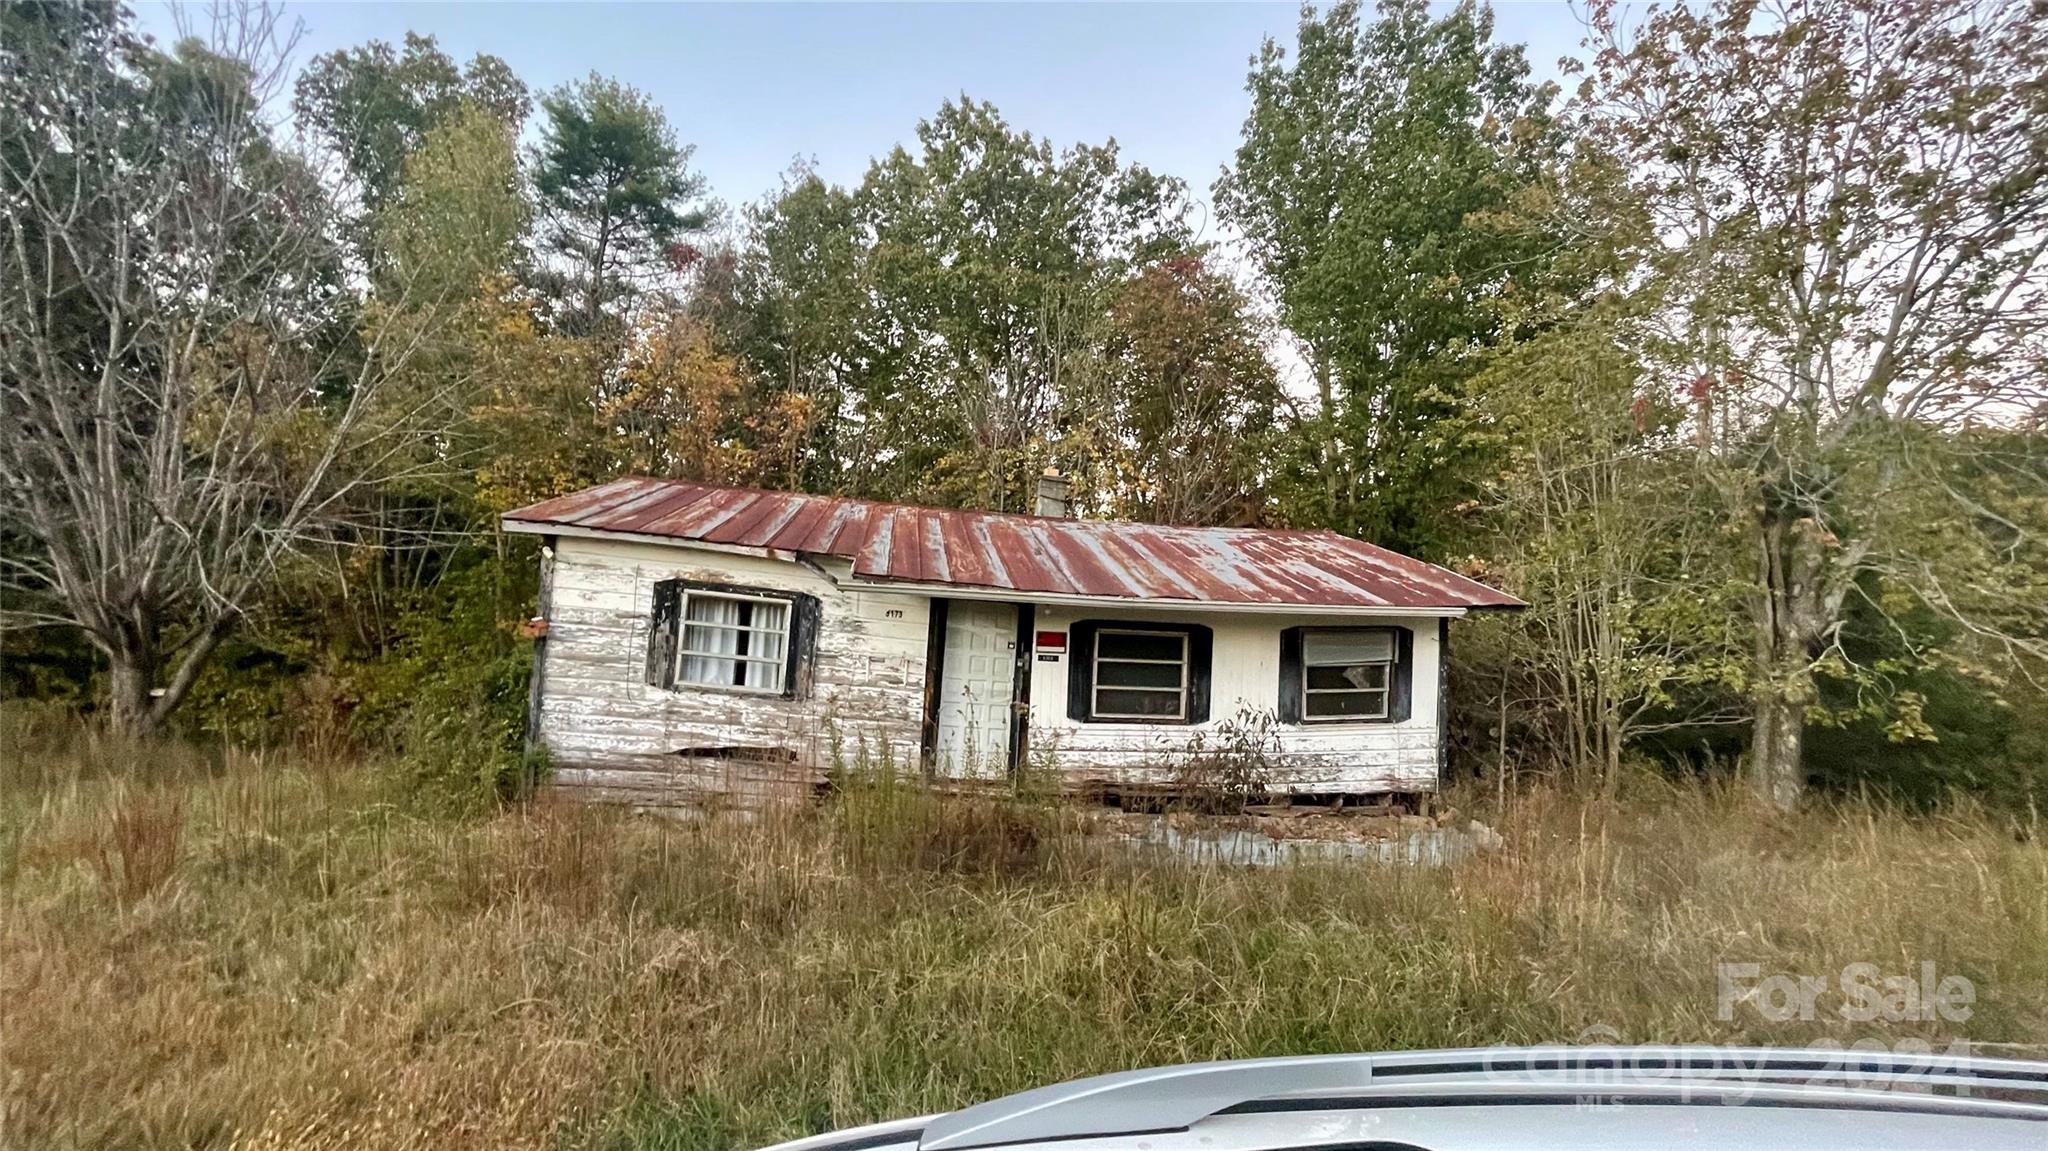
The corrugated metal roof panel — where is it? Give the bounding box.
[503,478,1523,611]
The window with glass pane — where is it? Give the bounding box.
[1093,629,1188,720]
[677,590,790,691]
[1302,629,1394,721]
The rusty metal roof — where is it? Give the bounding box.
[503,477,1524,612]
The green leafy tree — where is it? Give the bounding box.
[1803,427,2048,811]
[0,4,472,735]
[737,98,1193,510]
[1219,0,1565,554]
[377,102,529,306]
[727,167,874,492]
[357,100,538,626]
[1581,0,2048,807]
[1084,256,1284,525]
[531,73,713,338]
[463,287,609,514]
[293,32,527,257]
[1471,310,1750,790]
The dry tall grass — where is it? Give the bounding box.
[2,720,2044,1150]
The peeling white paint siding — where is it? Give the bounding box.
[538,536,928,803]
[534,533,1448,806]
[1026,604,1444,793]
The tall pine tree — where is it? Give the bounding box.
[531,74,712,340]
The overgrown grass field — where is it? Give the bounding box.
[4,721,2045,1150]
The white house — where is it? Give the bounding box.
[502,475,1522,807]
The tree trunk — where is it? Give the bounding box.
[100,619,232,741]
[105,650,160,739]
[585,212,614,338]
[1748,508,1830,810]
[1313,352,1338,526]
[1750,683,1806,811]
[1601,707,1624,799]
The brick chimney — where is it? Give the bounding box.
[1034,467,1072,517]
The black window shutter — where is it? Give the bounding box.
[646,579,681,689]
[1277,626,1304,723]
[1390,626,1416,722]
[1186,625,1214,724]
[1066,620,1099,721]
[783,592,822,699]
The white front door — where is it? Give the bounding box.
[934,601,1017,778]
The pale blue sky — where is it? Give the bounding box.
[136,2,1592,239]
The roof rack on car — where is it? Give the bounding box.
[917,1046,2048,1151]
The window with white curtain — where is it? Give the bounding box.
[1301,628,1395,720]
[667,587,791,692]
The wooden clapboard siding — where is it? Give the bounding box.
[536,536,928,804]
[1025,603,1445,794]
[1032,724,1440,793]
[533,534,1449,807]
